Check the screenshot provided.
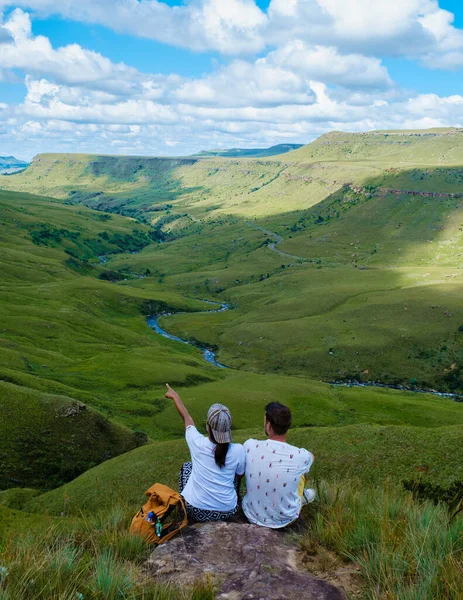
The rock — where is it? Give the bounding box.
[144,521,347,600]
[60,402,86,418]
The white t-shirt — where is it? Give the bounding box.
[242,438,314,528]
[182,425,246,511]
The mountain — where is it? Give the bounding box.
[0,155,29,174]
[193,143,303,158]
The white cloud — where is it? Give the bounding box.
[0,0,460,65]
[1,9,144,93]
[258,41,393,89]
[3,0,267,54]
[0,5,462,160]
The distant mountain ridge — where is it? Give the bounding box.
[193,143,303,158]
[0,155,29,174]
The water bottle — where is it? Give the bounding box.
[155,517,162,538]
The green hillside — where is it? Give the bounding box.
[285,128,463,164]
[2,130,463,391]
[0,381,142,490]
[1,129,463,600]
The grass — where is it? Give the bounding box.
[2,132,463,394]
[298,480,463,599]
[0,483,461,600]
[0,380,142,491]
[2,187,461,488]
[0,504,215,600]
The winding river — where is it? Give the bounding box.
[147,304,463,400]
[146,301,229,369]
[329,380,462,401]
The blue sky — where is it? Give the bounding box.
[1,0,463,160]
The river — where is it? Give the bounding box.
[146,301,229,369]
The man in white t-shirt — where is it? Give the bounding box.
[242,402,315,528]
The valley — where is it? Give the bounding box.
[1,129,462,599]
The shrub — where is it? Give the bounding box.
[403,479,463,520]
[99,270,125,282]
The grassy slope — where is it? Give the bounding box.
[1,129,463,599]
[3,132,463,390]
[0,380,141,490]
[26,422,463,515]
[0,190,231,492]
[0,190,225,434]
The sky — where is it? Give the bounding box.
[1,0,463,160]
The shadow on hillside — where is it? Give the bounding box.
[186,169,463,393]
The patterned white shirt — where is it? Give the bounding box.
[242,438,314,528]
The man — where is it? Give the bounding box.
[242,402,315,528]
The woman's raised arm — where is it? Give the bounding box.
[165,383,195,429]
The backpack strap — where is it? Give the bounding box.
[158,494,188,546]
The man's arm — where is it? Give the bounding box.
[165,384,195,429]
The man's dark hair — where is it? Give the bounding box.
[265,402,292,435]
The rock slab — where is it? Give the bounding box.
[144,521,347,600]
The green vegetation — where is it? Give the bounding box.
[0,483,461,600]
[1,128,463,598]
[299,480,463,599]
[0,504,215,600]
[24,422,463,516]
[0,381,142,490]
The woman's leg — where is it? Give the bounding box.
[234,474,242,502]
[186,504,239,523]
[178,461,193,494]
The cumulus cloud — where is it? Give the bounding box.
[0,5,462,160]
[4,0,267,54]
[1,9,146,94]
[3,0,463,67]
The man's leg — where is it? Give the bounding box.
[298,474,306,501]
[298,474,316,508]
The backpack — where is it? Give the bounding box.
[129,483,188,545]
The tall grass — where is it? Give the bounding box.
[299,481,463,599]
[1,484,461,599]
[0,505,214,600]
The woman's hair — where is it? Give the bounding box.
[206,403,232,468]
[208,428,230,469]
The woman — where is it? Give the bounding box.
[165,383,245,522]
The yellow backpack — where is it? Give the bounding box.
[129,483,188,545]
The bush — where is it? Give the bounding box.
[403,479,463,520]
[99,270,125,282]
[31,224,80,246]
